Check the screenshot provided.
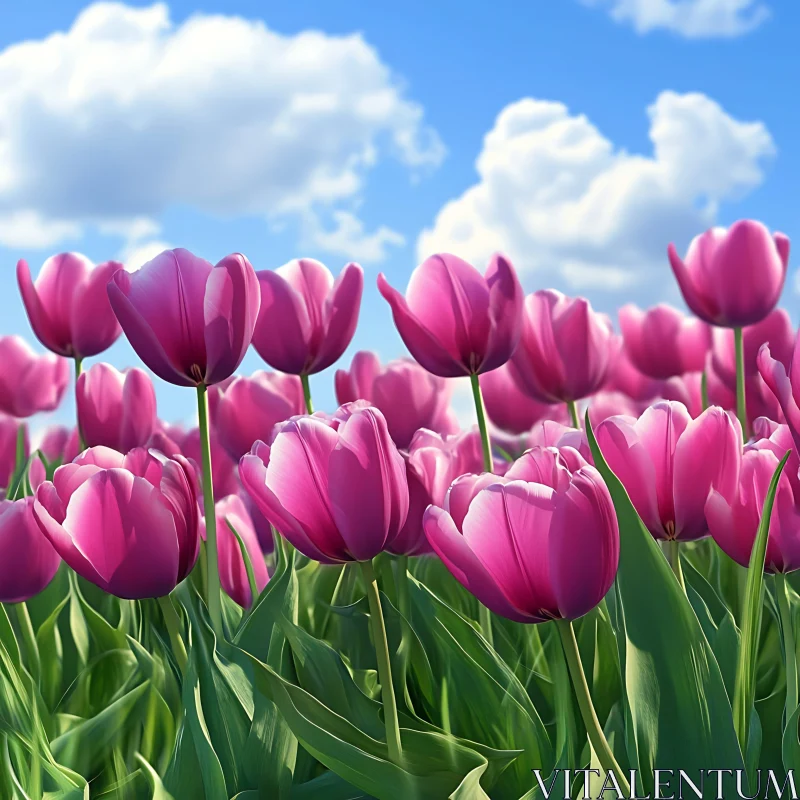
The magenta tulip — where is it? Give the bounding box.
[37,425,80,467]
[595,402,741,541]
[0,337,70,417]
[251,259,363,376]
[619,304,711,380]
[604,340,663,402]
[17,253,123,359]
[76,363,157,452]
[215,494,269,608]
[510,290,614,404]
[423,446,619,622]
[0,415,27,488]
[33,447,200,599]
[706,362,783,428]
[148,422,187,459]
[588,392,647,427]
[0,497,61,603]
[377,253,524,378]
[758,334,800,452]
[528,420,592,464]
[181,427,240,501]
[239,405,408,563]
[215,371,305,459]
[335,352,458,448]
[668,220,789,328]
[108,248,260,387]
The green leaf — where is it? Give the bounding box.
[135,753,176,800]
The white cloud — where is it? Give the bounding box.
[583,0,770,37]
[301,210,405,263]
[118,239,172,270]
[418,91,774,296]
[0,2,443,249]
[0,211,82,249]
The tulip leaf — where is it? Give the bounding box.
[134,752,176,800]
[586,411,745,795]
[290,770,370,798]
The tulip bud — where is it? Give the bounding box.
[0,337,70,418]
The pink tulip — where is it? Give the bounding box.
[215,371,305,460]
[239,406,408,563]
[510,290,614,403]
[758,332,800,451]
[527,420,592,464]
[0,497,61,603]
[603,339,663,402]
[423,447,619,622]
[181,427,240,501]
[0,337,70,417]
[747,419,800,497]
[595,402,741,541]
[335,352,458,448]
[588,392,647,427]
[76,363,157,452]
[0,415,27,488]
[148,422,188,459]
[37,426,80,467]
[659,373,705,419]
[215,494,269,608]
[619,304,711,380]
[668,220,789,328]
[251,259,363,375]
[108,249,260,387]
[377,253,524,377]
[17,253,123,359]
[33,447,200,599]
[708,360,784,428]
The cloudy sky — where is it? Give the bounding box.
[1,0,795,427]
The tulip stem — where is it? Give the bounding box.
[701,370,710,412]
[396,556,410,621]
[469,373,493,473]
[157,595,188,676]
[360,559,403,765]
[74,357,86,452]
[567,399,581,430]
[300,373,314,414]
[196,384,224,642]
[664,540,686,592]
[734,327,748,440]
[556,618,630,796]
[14,602,40,685]
[776,573,798,724]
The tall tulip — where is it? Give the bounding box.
[181,427,240,501]
[108,247,260,639]
[0,415,27,489]
[0,337,70,418]
[37,425,80,467]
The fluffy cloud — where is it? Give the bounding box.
[418,91,774,297]
[301,211,406,263]
[583,0,770,37]
[0,2,443,253]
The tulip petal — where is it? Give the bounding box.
[481,254,524,373]
[70,261,123,358]
[17,259,67,357]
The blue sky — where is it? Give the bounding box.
[1,0,796,430]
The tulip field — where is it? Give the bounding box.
[2,222,800,799]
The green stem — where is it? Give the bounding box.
[320,564,347,638]
[777,573,798,723]
[74,357,86,452]
[396,556,410,621]
[300,373,314,414]
[478,604,494,647]
[664,540,685,592]
[734,326,748,440]
[567,399,581,430]
[360,559,402,765]
[196,385,224,641]
[701,370,710,412]
[556,618,630,796]
[14,603,40,685]
[157,595,188,675]
[469,373,493,473]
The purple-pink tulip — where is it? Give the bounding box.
[178,427,240,501]
[377,253,524,378]
[335,352,458,448]
[758,333,800,454]
[17,253,124,359]
[0,497,61,603]
[251,259,363,376]
[619,304,711,380]
[423,446,619,623]
[0,415,27,488]
[595,402,741,541]
[668,220,790,328]
[509,290,613,404]
[76,363,157,452]
[33,447,200,599]
[588,392,647,427]
[108,248,260,387]
[528,420,592,464]
[707,361,783,428]
[0,337,69,418]
[37,425,80,467]
[240,405,408,563]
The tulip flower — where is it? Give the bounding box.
[706,363,783,429]
[0,337,70,418]
[528,420,592,464]
[37,426,80,467]
[252,259,363,412]
[148,422,187,459]
[758,335,800,453]
[0,497,61,603]
[180,427,240,501]
[603,340,663,402]
[588,391,647,427]
[215,371,305,460]
[76,363,157,452]
[214,494,269,609]
[0,415,27,489]
[33,447,200,599]
[335,352,458,449]
[619,304,711,380]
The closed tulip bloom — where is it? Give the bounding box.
[252,259,363,375]
[588,392,647,427]
[510,290,614,403]
[0,498,61,603]
[595,402,741,541]
[758,335,800,450]
[336,352,457,448]
[148,422,187,459]
[215,494,269,608]
[603,340,663,402]
[37,425,80,467]
[0,337,70,417]
[747,419,800,497]
[108,248,260,387]
[33,447,200,599]
[181,427,240,501]
[17,253,123,358]
[0,415,27,488]
[76,363,157,452]
[528,420,592,464]
[706,362,783,428]
[240,406,408,563]
[377,253,524,378]
[619,304,711,380]
[423,447,619,622]
[215,371,305,460]
[668,220,789,328]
